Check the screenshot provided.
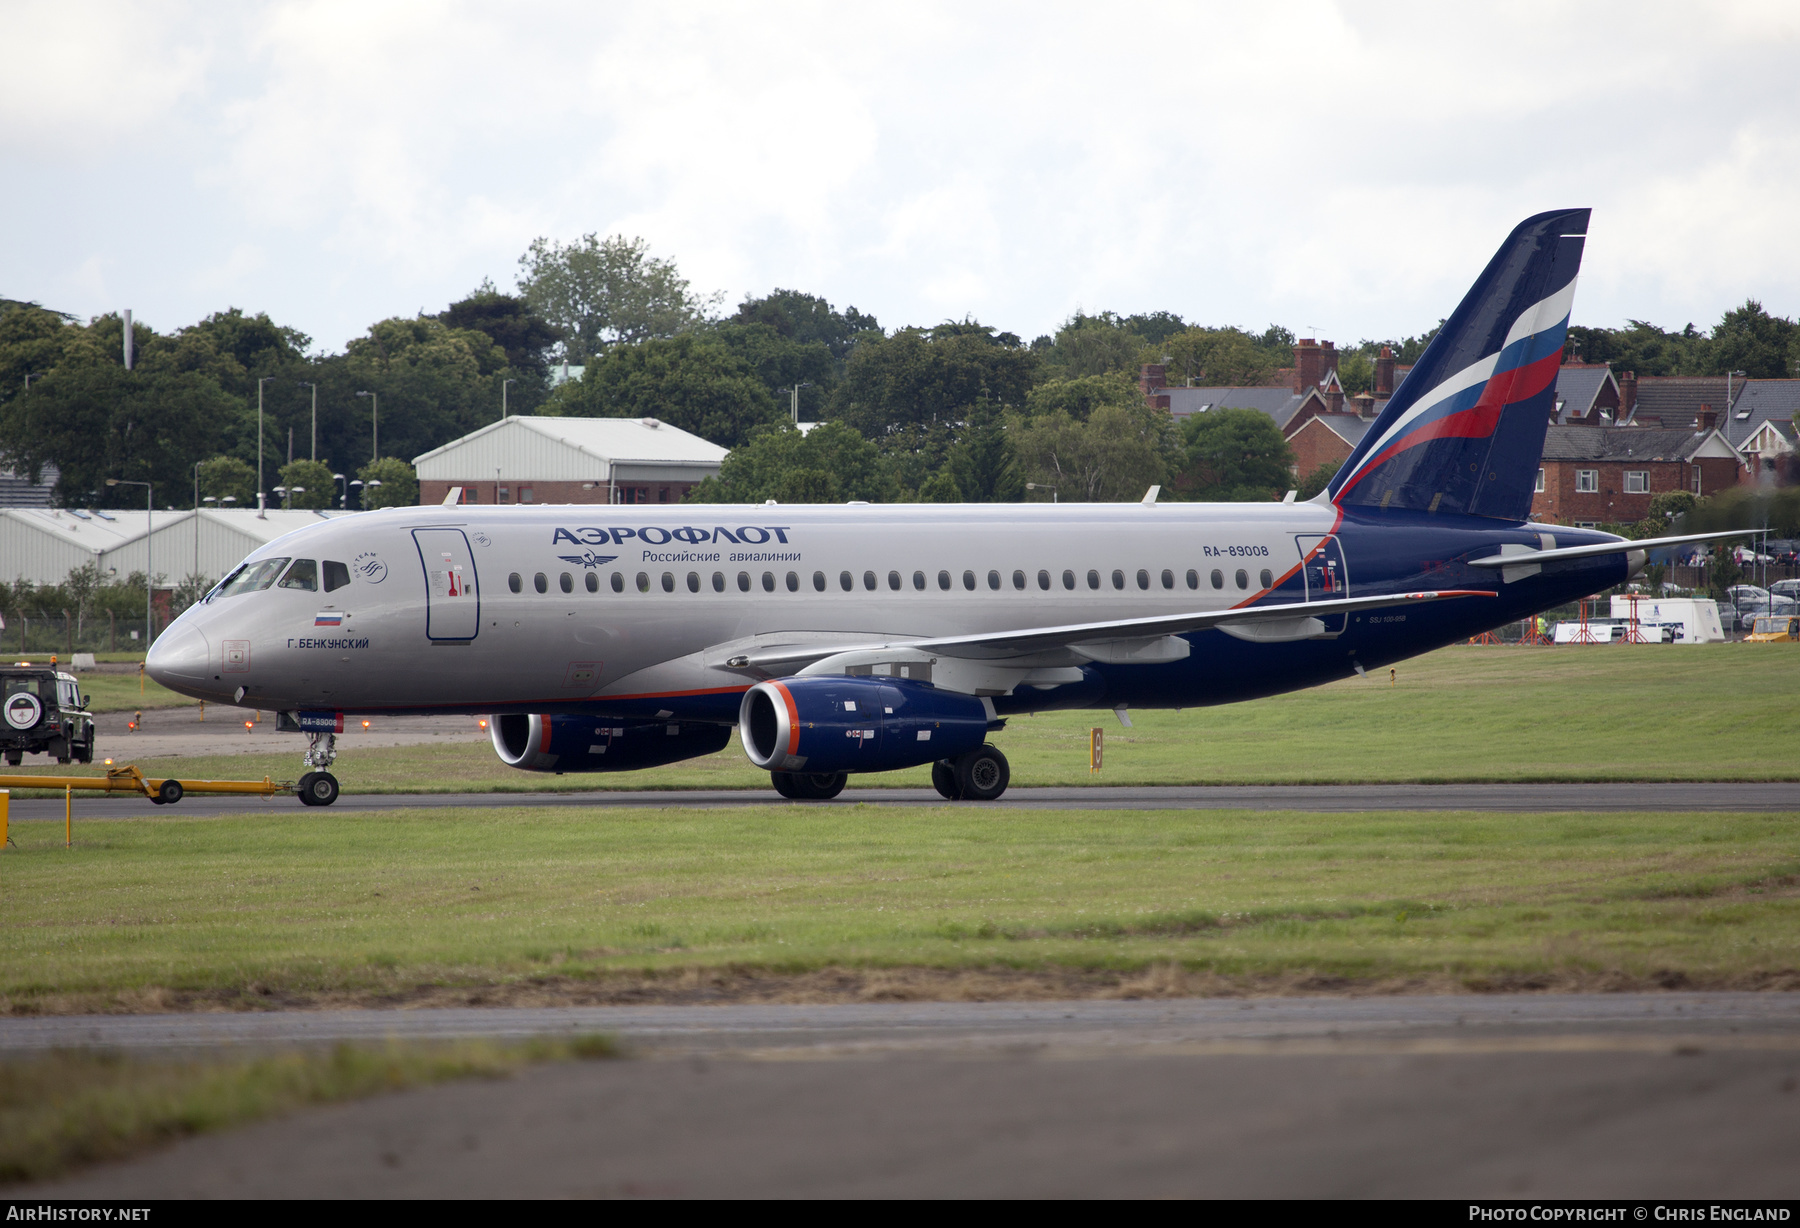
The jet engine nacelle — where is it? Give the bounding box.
[738,676,990,775]
[490,713,732,772]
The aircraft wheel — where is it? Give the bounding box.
[770,771,801,799]
[953,744,1010,802]
[300,771,340,807]
[931,760,961,800]
[157,779,184,805]
[297,772,319,805]
[798,772,847,800]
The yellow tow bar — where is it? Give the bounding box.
[0,764,294,805]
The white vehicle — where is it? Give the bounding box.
[1607,596,1725,643]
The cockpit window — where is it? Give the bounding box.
[323,560,351,592]
[214,557,291,598]
[278,559,319,591]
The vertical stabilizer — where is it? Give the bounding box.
[1328,209,1589,521]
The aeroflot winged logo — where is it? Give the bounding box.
[552,525,794,547]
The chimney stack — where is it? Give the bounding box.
[1374,345,1395,398]
[1139,363,1167,395]
[1352,391,1376,418]
[1619,370,1637,416]
[1323,373,1344,415]
[1697,405,1717,433]
[1293,339,1337,394]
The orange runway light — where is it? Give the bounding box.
[361,720,370,729]
[478,719,488,730]
[244,721,254,732]
[103,758,113,766]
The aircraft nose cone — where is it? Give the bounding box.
[146,621,210,688]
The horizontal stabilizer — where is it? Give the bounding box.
[731,589,1495,671]
[1467,528,1757,569]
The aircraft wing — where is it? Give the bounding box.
[731,589,1494,670]
[1467,528,1755,569]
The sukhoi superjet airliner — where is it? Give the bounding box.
[147,209,1746,805]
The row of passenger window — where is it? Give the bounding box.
[508,565,1277,596]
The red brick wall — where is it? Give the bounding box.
[1286,417,1357,479]
[417,479,698,507]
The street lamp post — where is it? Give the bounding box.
[1025,482,1059,503]
[105,478,153,646]
[502,378,515,420]
[297,381,318,461]
[775,383,813,425]
[256,375,276,518]
[356,391,378,461]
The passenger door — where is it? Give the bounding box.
[1294,535,1349,635]
[412,528,481,642]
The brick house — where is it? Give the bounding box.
[1142,340,1406,482]
[413,416,728,507]
[1531,425,1742,526]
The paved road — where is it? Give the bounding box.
[21,994,1800,1198]
[7,780,1798,818]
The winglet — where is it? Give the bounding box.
[1141,486,1160,505]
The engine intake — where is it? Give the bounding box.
[738,676,990,775]
[490,713,731,772]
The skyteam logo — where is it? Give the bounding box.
[553,525,793,547]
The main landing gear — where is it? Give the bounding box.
[296,730,341,807]
[931,744,1011,802]
[771,770,847,800]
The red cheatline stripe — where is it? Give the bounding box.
[771,681,802,756]
[1337,348,1563,501]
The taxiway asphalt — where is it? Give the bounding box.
[6,780,1798,818]
[19,993,1800,1198]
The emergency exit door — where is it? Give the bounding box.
[412,528,480,641]
[1294,535,1349,635]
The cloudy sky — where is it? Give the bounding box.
[6,1,1799,354]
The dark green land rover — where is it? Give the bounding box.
[1,666,95,766]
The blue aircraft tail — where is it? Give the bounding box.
[1327,208,1589,521]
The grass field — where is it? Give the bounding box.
[3,803,1797,1012]
[74,672,197,713]
[0,1036,617,1185]
[10,643,1796,791]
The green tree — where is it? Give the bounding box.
[728,290,880,360]
[440,283,562,385]
[832,324,1036,436]
[1295,461,1338,500]
[516,234,720,362]
[947,401,1021,502]
[1707,300,1797,379]
[358,457,417,509]
[1171,407,1294,501]
[917,469,962,502]
[551,333,782,448]
[277,459,335,509]
[711,321,837,419]
[687,422,895,504]
[1022,372,1141,422]
[1012,402,1172,503]
[1160,327,1277,387]
[197,456,256,506]
[1035,313,1148,380]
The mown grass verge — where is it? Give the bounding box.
[3,803,1798,1011]
[1,1036,617,1187]
[10,642,1795,791]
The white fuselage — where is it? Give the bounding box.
[148,501,1341,714]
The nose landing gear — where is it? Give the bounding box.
[296,731,341,807]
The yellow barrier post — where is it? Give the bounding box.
[138,661,144,695]
[64,784,71,848]
[1,788,9,848]
[1089,727,1103,774]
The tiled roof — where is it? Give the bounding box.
[1552,365,1616,423]
[1722,380,1800,448]
[1540,426,1714,463]
[1164,386,1305,429]
[1626,376,1740,426]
